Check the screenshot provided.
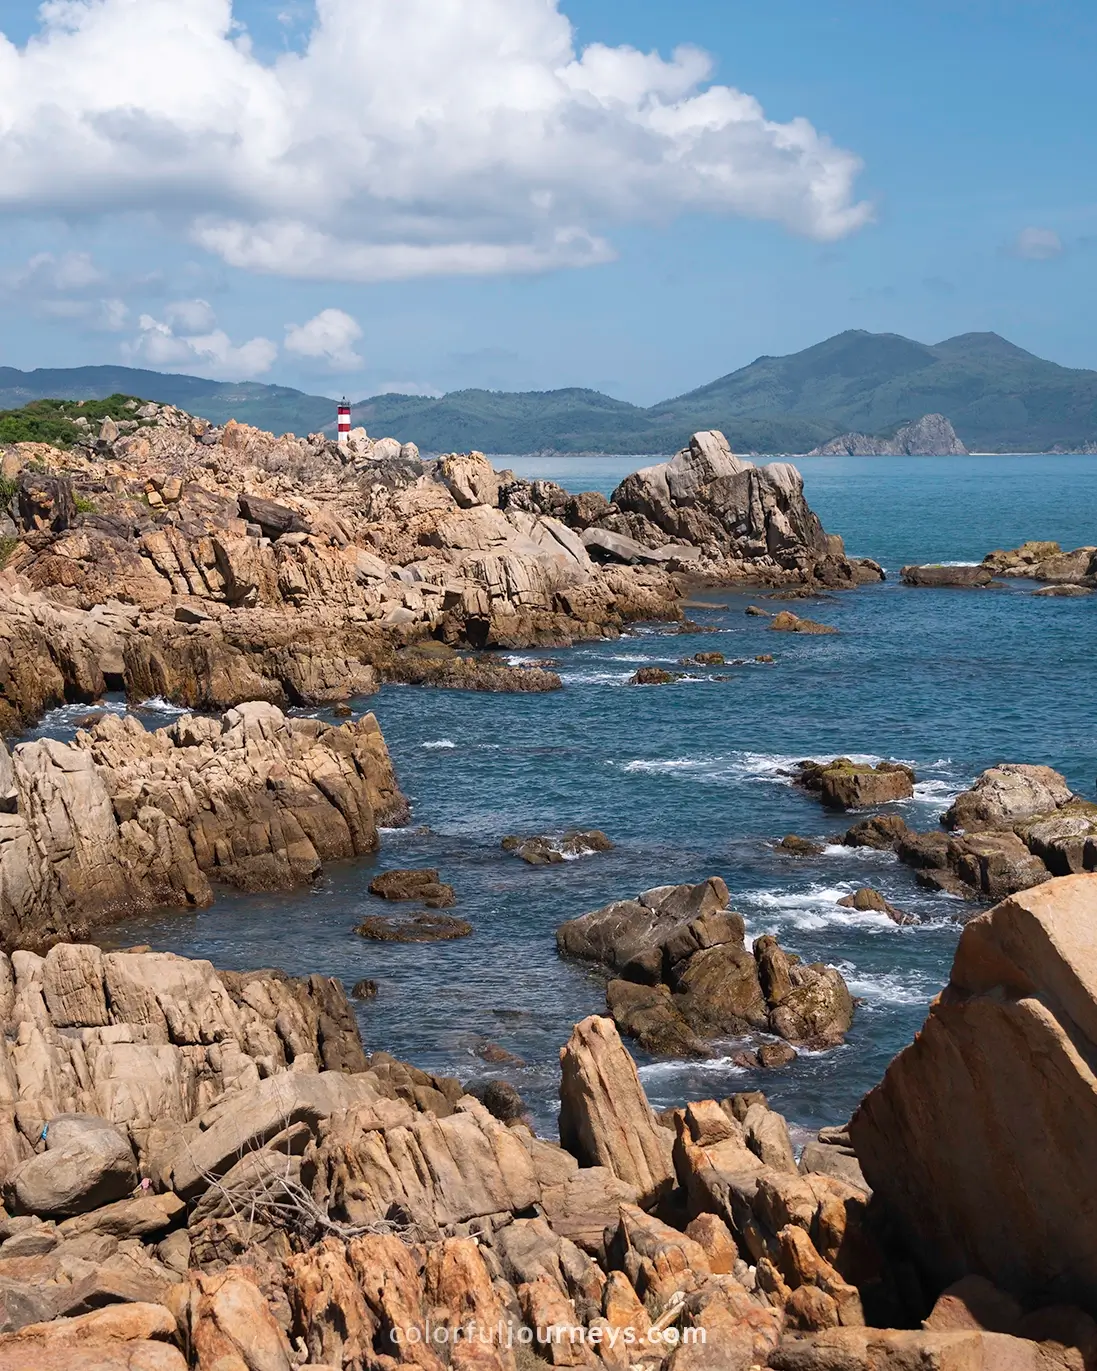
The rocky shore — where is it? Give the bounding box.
[0,412,880,732]
[0,875,1094,1369]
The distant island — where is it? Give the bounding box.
[3,328,1096,455]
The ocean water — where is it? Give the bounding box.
[67,455,1095,1136]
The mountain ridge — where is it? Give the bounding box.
[3,329,1096,454]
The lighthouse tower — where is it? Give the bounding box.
[337,397,351,446]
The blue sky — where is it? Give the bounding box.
[0,0,1094,403]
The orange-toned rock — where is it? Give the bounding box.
[558,1017,674,1206]
[851,874,1097,1314]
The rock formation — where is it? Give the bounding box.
[843,763,1097,901]
[0,937,1091,1369]
[810,414,967,457]
[557,878,854,1055]
[900,563,999,588]
[982,540,1097,586]
[0,412,873,731]
[0,700,405,949]
[851,875,1097,1318]
[796,759,915,810]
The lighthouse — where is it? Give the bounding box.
[337,397,351,446]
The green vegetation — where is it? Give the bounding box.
[73,493,98,514]
[0,536,17,570]
[3,330,1096,453]
[0,394,143,448]
[0,475,17,508]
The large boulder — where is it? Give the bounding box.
[797,760,915,810]
[943,764,1075,832]
[850,874,1097,1315]
[6,1114,138,1217]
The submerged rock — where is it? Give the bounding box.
[366,867,456,907]
[354,912,472,942]
[502,829,614,865]
[777,834,826,857]
[629,666,680,684]
[770,610,838,634]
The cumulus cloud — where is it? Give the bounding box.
[123,302,277,378]
[284,308,363,369]
[1013,226,1063,261]
[0,0,872,283]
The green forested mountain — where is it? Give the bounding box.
[4,330,1096,454]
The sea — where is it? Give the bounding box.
[33,454,1097,1136]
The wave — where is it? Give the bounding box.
[743,883,904,934]
[638,1056,749,1080]
[837,964,943,1008]
[136,696,188,715]
[421,739,457,750]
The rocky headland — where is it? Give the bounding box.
[0,409,881,733]
[0,876,1094,1368]
[809,414,967,457]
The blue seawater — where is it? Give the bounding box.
[79,455,1095,1135]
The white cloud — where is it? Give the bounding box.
[1,250,128,329]
[164,298,217,332]
[123,304,277,378]
[0,0,872,284]
[1013,226,1063,261]
[284,308,363,369]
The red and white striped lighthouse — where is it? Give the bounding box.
[337,397,351,445]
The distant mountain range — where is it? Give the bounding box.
[3,330,1096,454]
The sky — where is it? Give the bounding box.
[0,0,1094,404]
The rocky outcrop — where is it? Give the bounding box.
[0,700,405,949]
[502,830,614,865]
[796,760,915,810]
[851,874,1097,1318]
[0,415,868,732]
[0,940,1091,1370]
[982,540,1097,586]
[900,564,997,588]
[810,414,967,457]
[843,763,1097,901]
[605,430,880,588]
[557,879,854,1053]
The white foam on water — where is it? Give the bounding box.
[558,670,633,686]
[743,883,903,934]
[136,696,188,715]
[421,739,457,750]
[837,964,942,1007]
[638,1055,748,1080]
[821,844,898,863]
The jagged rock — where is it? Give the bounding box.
[851,874,1097,1314]
[236,492,310,539]
[768,1327,1054,1369]
[558,1016,675,1205]
[0,1303,184,1370]
[983,540,1097,585]
[0,702,405,949]
[630,667,680,685]
[559,881,853,1050]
